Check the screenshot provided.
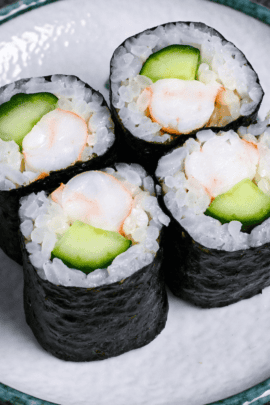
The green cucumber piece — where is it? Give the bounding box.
[51,220,132,274]
[0,92,58,147]
[140,44,200,83]
[205,178,270,231]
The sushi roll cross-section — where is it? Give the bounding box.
[19,164,170,361]
[110,21,264,174]
[0,75,118,264]
[155,115,270,307]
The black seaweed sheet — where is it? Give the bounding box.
[157,192,270,308]
[0,75,119,264]
[109,21,264,175]
[21,228,168,362]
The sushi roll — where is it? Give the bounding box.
[155,115,270,308]
[0,75,118,264]
[110,21,264,174]
[19,163,169,361]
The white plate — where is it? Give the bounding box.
[1,1,270,404]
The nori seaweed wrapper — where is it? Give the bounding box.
[21,228,168,362]
[157,192,270,308]
[0,75,119,264]
[109,21,264,175]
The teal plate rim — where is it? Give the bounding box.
[0,0,270,404]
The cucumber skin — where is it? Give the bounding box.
[20,228,168,362]
[139,45,200,82]
[0,92,58,147]
[205,179,270,232]
[204,208,270,232]
[51,222,132,273]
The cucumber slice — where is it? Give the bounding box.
[140,44,200,83]
[205,178,270,231]
[0,92,58,147]
[51,220,132,274]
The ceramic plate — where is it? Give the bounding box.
[1,1,270,404]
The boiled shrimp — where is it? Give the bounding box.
[185,132,259,199]
[137,78,223,134]
[51,171,133,234]
[22,108,88,173]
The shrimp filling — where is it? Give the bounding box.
[185,133,259,198]
[23,109,88,173]
[52,171,133,233]
[137,79,223,135]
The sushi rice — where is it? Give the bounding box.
[156,115,270,252]
[19,163,170,288]
[110,22,263,143]
[0,75,115,190]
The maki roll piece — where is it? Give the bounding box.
[19,163,170,361]
[110,21,264,174]
[0,75,117,264]
[155,115,270,308]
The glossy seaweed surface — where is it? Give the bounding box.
[0,75,119,265]
[109,21,264,176]
[21,231,168,362]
